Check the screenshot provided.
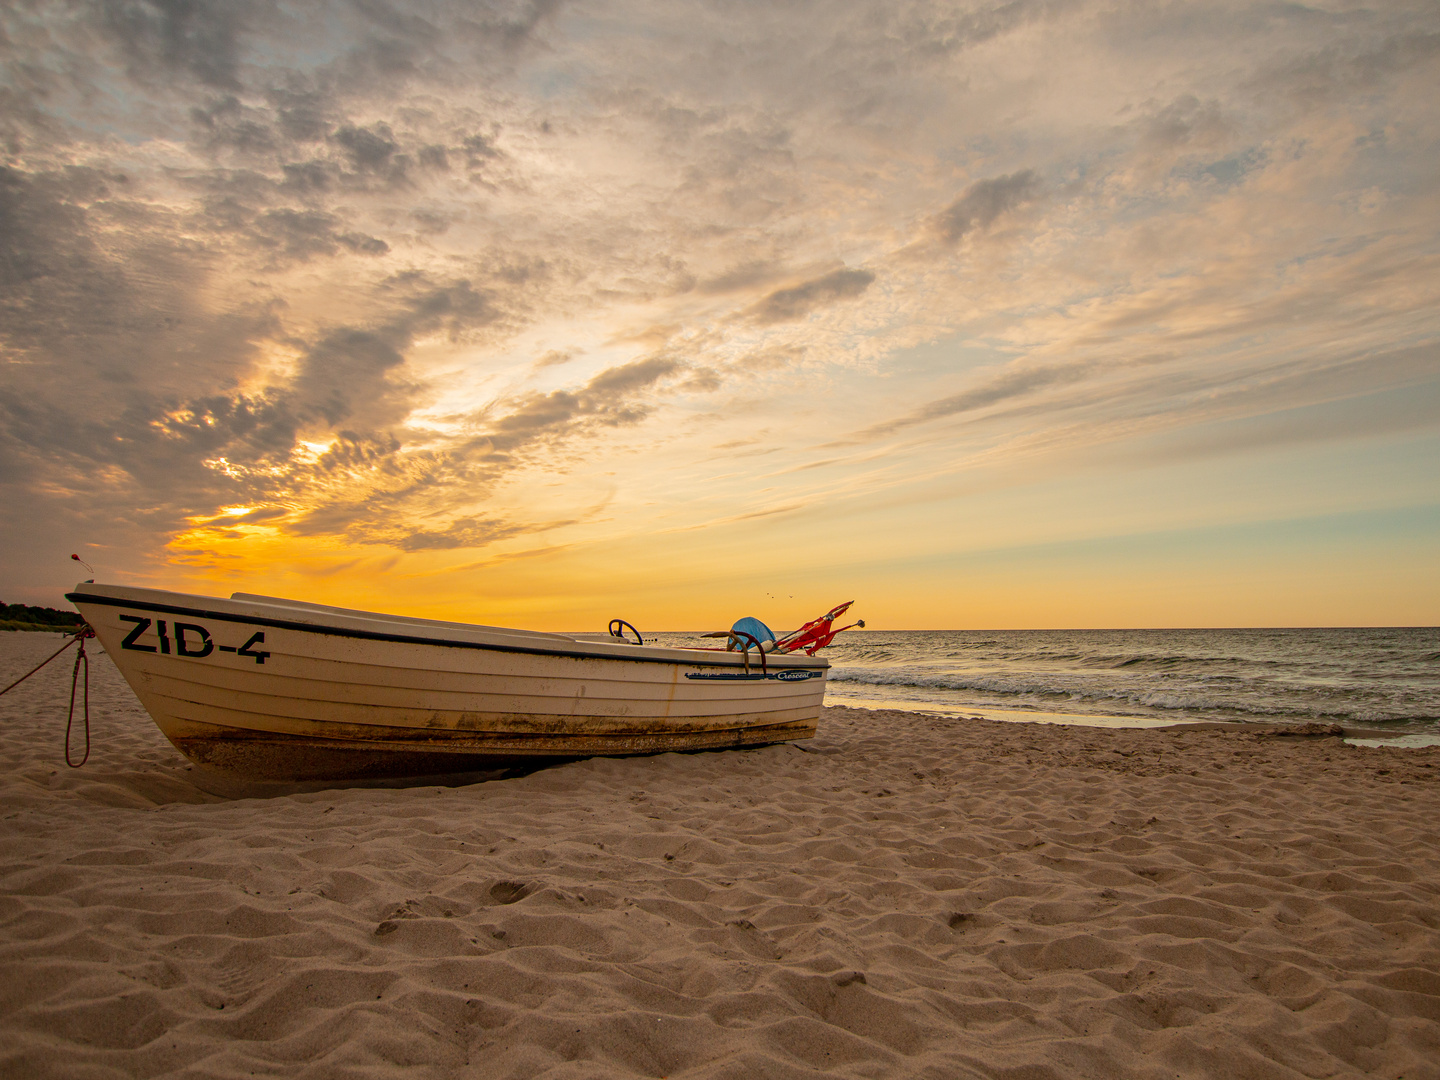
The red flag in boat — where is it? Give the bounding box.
[773,600,864,655]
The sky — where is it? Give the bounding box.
[1,0,1437,630]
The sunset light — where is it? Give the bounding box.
[4,8,1439,1073]
[2,1,1436,629]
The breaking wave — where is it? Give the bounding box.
[821,626,1440,729]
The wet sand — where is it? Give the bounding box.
[2,632,1438,1079]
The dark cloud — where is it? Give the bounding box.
[189,95,280,154]
[1130,96,1248,186]
[681,367,721,393]
[489,391,581,444]
[289,496,572,553]
[750,268,875,324]
[1141,95,1230,150]
[1251,28,1440,105]
[252,208,390,261]
[334,123,400,171]
[73,0,562,106]
[266,85,332,142]
[119,285,681,555]
[98,0,264,90]
[490,0,564,48]
[0,164,111,297]
[292,328,410,427]
[280,160,340,195]
[394,516,527,551]
[2,0,1434,597]
[380,275,497,337]
[462,132,500,162]
[932,170,1041,244]
[340,231,391,255]
[1137,347,1440,465]
[882,0,1073,60]
[697,262,783,295]
[487,356,681,453]
[0,163,271,398]
[0,385,299,543]
[282,278,498,433]
[843,364,1091,443]
[417,144,451,171]
[585,355,678,394]
[312,432,403,475]
[0,170,511,554]
[0,0,609,587]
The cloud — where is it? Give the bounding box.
[393,516,529,551]
[2,0,1439,602]
[931,170,1041,244]
[333,122,404,175]
[843,363,1093,444]
[585,355,678,395]
[673,502,806,532]
[486,356,682,453]
[1140,95,1231,152]
[1247,26,1440,108]
[242,351,686,552]
[0,151,516,552]
[252,208,390,261]
[697,262,784,295]
[750,268,876,324]
[266,84,332,142]
[98,0,260,90]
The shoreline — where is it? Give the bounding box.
[9,627,1436,744]
[825,696,1440,747]
[1,636,1438,1078]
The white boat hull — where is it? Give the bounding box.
[67,585,828,781]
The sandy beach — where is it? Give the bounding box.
[2,631,1438,1079]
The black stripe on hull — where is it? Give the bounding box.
[68,591,825,672]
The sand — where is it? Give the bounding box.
[2,632,1438,1079]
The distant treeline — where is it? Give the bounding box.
[1,603,84,632]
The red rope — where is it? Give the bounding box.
[65,633,91,767]
[0,632,79,696]
[0,625,96,768]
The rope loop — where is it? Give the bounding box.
[65,629,93,768]
[0,624,95,768]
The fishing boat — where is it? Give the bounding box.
[65,584,858,783]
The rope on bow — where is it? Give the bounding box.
[0,625,96,768]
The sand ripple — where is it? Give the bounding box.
[2,634,1438,1078]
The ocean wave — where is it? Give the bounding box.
[836,644,1322,673]
[825,666,1437,723]
[1108,653,1278,670]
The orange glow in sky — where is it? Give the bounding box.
[3,1,1437,628]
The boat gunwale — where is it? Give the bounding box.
[67,589,830,671]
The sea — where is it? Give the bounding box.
[653,627,1440,747]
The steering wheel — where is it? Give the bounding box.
[608,619,643,645]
